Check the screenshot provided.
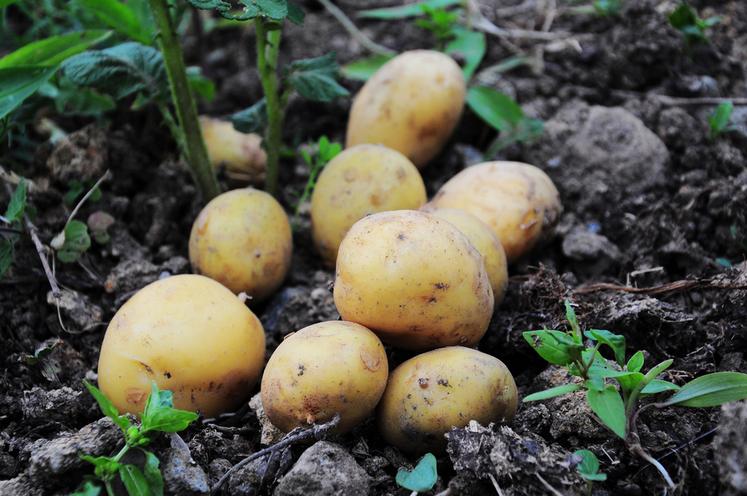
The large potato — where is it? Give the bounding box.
[97,274,266,417]
[200,116,266,184]
[424,207,508,305]
[189,188,292,302]
[346,50,466,168]
[311,144,427,266]
[261,321,388,433]
[334,210,493,350]
[378,346,518,453]
[428,161,562,263]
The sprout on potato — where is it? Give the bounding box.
[261,321,388,433]
[334,210,494,351]
[200,116,266,184]
[378,346,518,453]
[189,188,292,302]
[311,144,427,266]
[97,274,266,417]
[346,50,466,168]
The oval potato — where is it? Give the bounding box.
[346,50,466,168]
[311,144,427,265]
[200,116,266,184]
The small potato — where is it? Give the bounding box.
[311,144,427,265]
[334,210,493,350]
[189,188,292,302]
[378,346,518,453]
[200,116,266,184]
[346,50,466,168]
[261,321,388,433]
[428,161,562,263]
[424,207,508,305]
[97,274,266,417]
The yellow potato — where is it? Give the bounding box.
[200,116,266,184]
[423,207,508,305]
[189,188,292,302]
[97,274,266,417]
[378,346,518,453]
[261,321,388,433]
[334,210,493,350]
[311,144,427,266]
[428,161,562,263]
[346,50,466,168]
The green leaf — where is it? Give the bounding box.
[523,383,581,402]
[573,449,607,481]
[467,86,524,132]
[585,383,626,438]
[0,31,112,69]
[141,450,164,496]
[395,452,438,492]
[0,239,14,279]
[141,382,198,433]
[76,0,154,45]
[668,3,718,44]
[626,351,644,373]
[4,178,27,223]
[0,66,58,120]
[585,329,626,366]
[119,464,151,496]
[644,359,674,382]
[84,380,132,433]
[81,455,122,479]
[70,481,102,496]
[669,4,698,30]
[55,220,91,263]
[286,52,349,102]
[186,66,216,102]
[708,101,733,138]
[0,0,20,8]
[254,0,288,20]
[523,329,582,366]
[317,136,342,163]
[287,1,305,24]
[662,372,747,407]
[446,28,485,81]
[232,98,267,134]
[640,379,680,396]
[44,80,116,116]
[341,54,393,82]
[359,0,461,19]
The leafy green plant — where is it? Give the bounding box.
[523,300,747,487]
[293,135,342,219]
[71,381,198,496]
[396,452,438,494]
[0,178,27,278]
[573,449,606,482]
[668,3,720,45]
[415,5,459,48]
[708,100,733,139]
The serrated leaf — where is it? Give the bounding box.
[4,178,26,223]
[662,372,747,407]
[141,382,198,433]
[84,380,132,433]
[186,66,215,102]
[119,464,151,496]
[446,27,485,80]
[252,0,287,20]
[708,101,733,138]
[396,453,438,492]
[141,450,164,496]
[573,449,607,481]
[341,54,392,82]
[77,0,154,45]
[0,239,14,279]
[56,220,91,263]
[586,383,626,438]
[359,0,461,19]
[523,329,581,366]
[467,86,524,133]
[626,351,644,373]
[0,66,57,120]
[232,98,267,134]
[286,52,349,102]
[0,31,112,69]
[523,383,581,402]
[640,379,680,396]
[585,329,626,366]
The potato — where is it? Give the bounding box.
[334,210,493,350]
[423,207,508,305]
[311,144,427,265]
[97,274,266,417]
[346,50,466,168]
[261,321,388,433]
[428,161,562,263]
[200,116,266,184]
[378,346,518,453]
[189,188,292,302]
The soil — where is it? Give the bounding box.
[1,0,747,495]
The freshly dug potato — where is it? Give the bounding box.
[428,161,562,263]
[261,321,388,433]
[346,50,466,168]
[97,274,266,417]
[423,207,508,305]
[200,116,266,184]
[311,144,427,265]
[334,210,493,350]
[378,346,518,453]
[189,188,292,302]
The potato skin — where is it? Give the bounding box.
[334,210,494,350]
[311,144,427,266]
[189,188,292,302]
[200,116,266,184]
[97,274,266,417]
[428,161,562,263]
[378,346,518,453]
[423,207,508,305]
[346,50,466,168]
[261,321,388,433]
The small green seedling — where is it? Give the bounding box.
[668,3,720,45]
[573,449,606,493]
[0,178,27,279]
[415,5,459,48]
[293,136,342,219]
[523,300,747,488]
[396,452,438,495]
[71,381,198,496]
[708,100,733,139]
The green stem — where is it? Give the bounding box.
[255,19,284,197]
[105,481,116,496]
[112,444,130,463]
[148,0,220,201]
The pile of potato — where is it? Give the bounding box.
[96,50,562,454]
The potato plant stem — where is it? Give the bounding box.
[148,0,220,201]
[256,20,284,196]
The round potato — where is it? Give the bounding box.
[311,144,427,265]
[189,188,292,302]
[346,50,466,168]
[423,207,508,305]
[378,346,518,453]
[334,210,493,350]
[261,321,388,433]
[200,116,266,184]
[97,274,266,417]
[428,161,562,263]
